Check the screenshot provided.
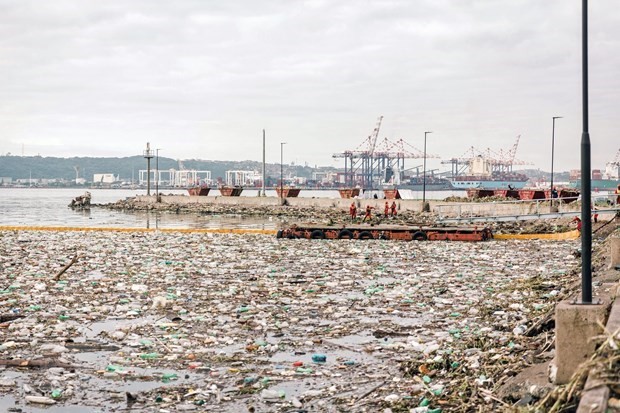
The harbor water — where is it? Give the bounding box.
[0,188,465,229]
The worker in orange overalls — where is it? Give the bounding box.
[616,184,620,206]
[384,201,389,218]
[362,205,373,222]
[349,203,357,221]
[390,201,397,217]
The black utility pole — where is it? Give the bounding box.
[581,0,592,303]
[550,116,562,209]
[422,131,432,210]
[280,142,286,200]
[156,148,161,202]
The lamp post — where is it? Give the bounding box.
[550,116,562,209]
[280,142,286,200]
[156,148,161,202]
[580,0,592,304]
[143,142,154,196]
[262,129,266,197]
[422,131,432,211]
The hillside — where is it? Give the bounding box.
[0,155,329,183]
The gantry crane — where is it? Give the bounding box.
[333,116,439,189]
[441,136,530,177]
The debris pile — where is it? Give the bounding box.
[68,191,91,209]
[0,229,587,411]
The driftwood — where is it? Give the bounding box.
[65,342,121,352]
[356,380,387,401]
[0,358,75,369]
[54,255,79,280]
[0,314,25,323]
[525,311,555,337]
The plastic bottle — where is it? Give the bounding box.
[296,367,313,374]
[25,396,56,405]
[161,373,178,383]
[140,352,159,360]
[311,354,327,363]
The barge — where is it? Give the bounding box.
[277,224,492,242]
[275,187,301,198]
[338,188,361,199]
[187,185,211,196]
[219,186,244,196]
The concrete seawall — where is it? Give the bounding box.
[135,195,582,218]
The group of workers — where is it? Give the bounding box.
[349,201,397,222]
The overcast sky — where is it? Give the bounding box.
[0,0,618,172]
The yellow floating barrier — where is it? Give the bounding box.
[0,226,277,235]
[493,229,580,241]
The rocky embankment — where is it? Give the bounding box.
[99,196,583,235]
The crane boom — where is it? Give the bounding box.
[368,116,383,157]
[507,135,521,165]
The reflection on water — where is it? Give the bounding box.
[0,188,280,230]
[0,187,464,230]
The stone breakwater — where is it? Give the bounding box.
[0,227,599,412]
[100,195,439,226]
[100,194,580,235]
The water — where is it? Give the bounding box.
[0,188,283,229]
[0,188,463,229]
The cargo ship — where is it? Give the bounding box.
[444,155,528,190]
[449,172,529,190]
[568,162,620,191]
[569,179,620,191]
[395,176,453,191]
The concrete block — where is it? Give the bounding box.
[577,374,610,413]
[551,300,609,384]
[605,294,620,339]
[611,237,620,268]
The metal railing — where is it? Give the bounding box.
[436,194,619,224]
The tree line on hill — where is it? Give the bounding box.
[0,155,568,184]
[0,155,327,183]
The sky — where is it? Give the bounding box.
[0,0,619,173]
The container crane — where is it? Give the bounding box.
[333,116,383,188]
[333,116,441,189]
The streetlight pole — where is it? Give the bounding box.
[423,131,432,211]
[156,148,161,202]
[143,142,154,196]
[580,0,592,304]
[262,129,266,197]
[280,142,286,201]
[550,116,562,209]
